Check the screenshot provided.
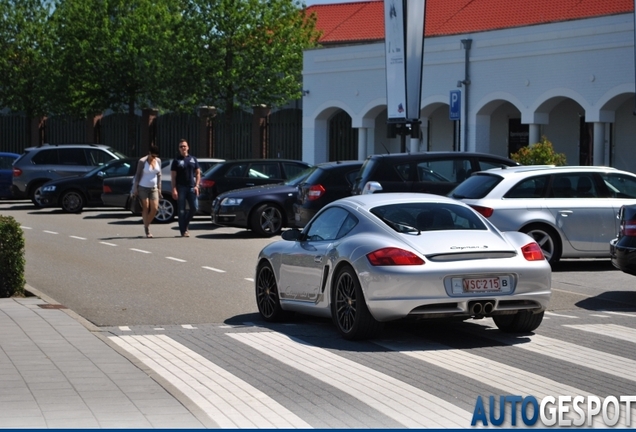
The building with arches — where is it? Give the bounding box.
[301,0,636,173]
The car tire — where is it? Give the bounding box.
[30,182,48,208]
[255,261,292,322]
[493,310,544,333]
[250,203,284,237]
[331,265,384,340]
[155,195,176,223]
[521,224,561,264]
[60,190,85,213]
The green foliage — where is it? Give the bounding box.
[180,0,321,111]
[0,0,56,117]
[510,136,567,166]
[0,216,26,298]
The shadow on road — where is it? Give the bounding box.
[551,259,616,273]
[575,291,636,312]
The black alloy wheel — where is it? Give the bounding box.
[251,204,284,237]
[61,190,85,213]
[332,265,383,340]
[255,262,289,321]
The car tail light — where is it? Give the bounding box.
[13,167,22,177]
[103,184,112,193]
[521,242,545,261]
[307,184,325,201]
[621,220,636,237]
[470,205,494,218]
[200,179,215,189]
[366,247,425,266]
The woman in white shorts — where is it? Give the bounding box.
[132,145,162,238]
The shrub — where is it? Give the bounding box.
[0,215,26,297]
[511,136,567,166]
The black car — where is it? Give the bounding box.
[293,160,363,228]
[350,151,520,196]
[101,158,223,223]
[610,204,636,276]
[212,168,313,237]
[38,158,139,213]
[198,159,312,215]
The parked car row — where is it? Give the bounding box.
[6,144,636,273]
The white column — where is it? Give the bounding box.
[366,127,376,157]
[357,128,367,161]
[419,119,429,152]
[593,122,605,166]
[409,137,420,154]
[529,124,541,146]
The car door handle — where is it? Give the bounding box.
[314,255,323,263]
[558,210,573,217]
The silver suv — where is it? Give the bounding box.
[12,144,127,207]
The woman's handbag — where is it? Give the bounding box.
[130,194,143,214]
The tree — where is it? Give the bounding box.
[50,0,187,152]
[182,0,321,149]
[0,0,55,143]
[510,136,567,166]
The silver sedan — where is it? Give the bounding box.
[255,193,551,340]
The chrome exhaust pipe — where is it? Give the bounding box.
[471,302,483,315]
[483,301,494,314]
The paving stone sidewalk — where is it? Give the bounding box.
[0,288,208,428]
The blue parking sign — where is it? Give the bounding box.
[449,90,461,120]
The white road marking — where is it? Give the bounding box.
[376,339,612,427]
[564,323,636,344]
[181,325,197,329]
[100,241,117,246]
[230,331,471,428]
[119,326,131,331]
[43,230,58,234]
[69,235,86,240]
[109,334,311,428]
[202,266,225,273]
[472,321,636,383]
[544,311,578,318]
[21,226,32,230]
[605,311,636,317]
[130,248,151,254]
[153,328,165,331]
[589,314,610,318]
[245,278,254,282]
[166,257,186,262]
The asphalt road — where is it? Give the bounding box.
[1,199,635,328]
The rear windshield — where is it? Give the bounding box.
[448,173,502,199]
[284,166,315,186]
[371,202,487,233]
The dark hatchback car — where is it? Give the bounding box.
[293,160,363,228]
[212,168,313,237]
[610,204,636,276]
[38,158,139,212]
[0,152,20,198]
[198,159,312,215]
[350,151,519,196]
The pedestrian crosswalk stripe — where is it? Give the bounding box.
[109,334,311,429]
[375,339,616,427]
[564,323,636,344]
[471,321,636,382]
[229,331,472,428]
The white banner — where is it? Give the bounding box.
[404,0,425,121]
[384,0,407,121]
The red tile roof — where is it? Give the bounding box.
[307,0,634,44]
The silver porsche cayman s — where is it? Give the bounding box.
[255,193,551,340]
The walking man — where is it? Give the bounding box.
[171,139,201,237]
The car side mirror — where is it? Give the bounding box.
[362,181,383,194]
[97,171,105,178]
[282,229,302,241]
